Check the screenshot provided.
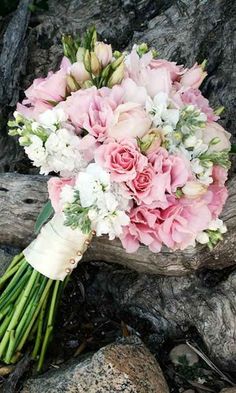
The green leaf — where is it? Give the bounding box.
[34,201,54,234]
[231,144,236,154]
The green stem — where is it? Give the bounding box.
[0,269,38,359]
[32,290,50,359]
[0,269,32,313]
[16,278,53,353]
[4,253,24,274]
[0,260,29,300]
[37,280,60,372]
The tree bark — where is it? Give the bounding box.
[85,262,236,371]
[0,172,235,276]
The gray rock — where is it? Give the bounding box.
[220,389,236,393]
[0,246,20,276]
[22,337,169,393]
[169,344,199,366]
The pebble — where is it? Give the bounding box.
[169,344,199,366]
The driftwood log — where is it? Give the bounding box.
[0,172,235,276]
[85,262,236,371]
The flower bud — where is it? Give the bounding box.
[66,75,80,93]
[107,62,124,87]
[110,54,124,70]
[70,61,90,84]
[182,181,207,198]
[76,47,85,62]
[139,128,163,154]
[81,80,94,89]
[196,231,209,244]
[94,41,112,67]
[184,135,197,148]
[90,51,101,76]
[83,50,91,73]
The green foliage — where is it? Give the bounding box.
[176,106,207,134]
[34,200,54,234]
[64,192,91,233]
[199,150,231,170]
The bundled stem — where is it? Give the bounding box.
[0,254,67,371]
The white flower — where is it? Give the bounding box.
[184,135,197,148]
[42,128,87,175]
[24,135,47,168]
[196,232,209,244]
[93,210,130,240]
[39,108,68,130]
[208,218,227,233]
[146,92,179,129]
[60,185,75,206]
[75,163,111,208]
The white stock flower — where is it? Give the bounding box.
[93,210,130,240]
[196,232,209,244]
[42,128,87,175]
[39,108,68,130]
[146,92,179,130]
[208,218,227,233]
[60,185,75,206]
[24,135,47,168]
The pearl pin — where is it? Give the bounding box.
[77,251,82,256]
[85,239,90,245]
[70,258,76,264]
[65,268,71,274]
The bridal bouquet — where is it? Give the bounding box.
[0,28,231,370]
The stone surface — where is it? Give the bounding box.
[22,337,169,393]
[220,389,236,393]
[169,344,199,366]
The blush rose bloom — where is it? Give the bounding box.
[148,148,189,204]
[180,63,207,89]
[62,86,123,141]
[212,165,228,186]
[202,122,231,152]
[95,139,148,182]
[126,164,158,205]
[206,184,228,218]
[47,177,75,212]
[120,204,162,253]
[150,58,184,81]
[17,65,68,121]
[158,197,212,250]
[107,102,152,141]
[125,49,172,98]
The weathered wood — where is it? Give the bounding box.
[86,262,236,371]
[0,172,235,276]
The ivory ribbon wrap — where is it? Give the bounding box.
[23,213,92,281]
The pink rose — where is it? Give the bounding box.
[143,67,172,98]
[126,164,158,205]
[108,102,151,141]
[47,177,75,212]
[158,197,212,250]
[202,122,231,152]
[150,59,184,81]
[181,88,218,122]
[180,63,207,89]
[206,184,228,218]
[17,67,68,120]
[120,204,162,253]
[95,139,148,182]
[148,148,189,203]
[62,86,123,141]
[212,165,228,186]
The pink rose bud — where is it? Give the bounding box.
[70,61,91,84]
[182,181,207,198]
[95,41,112,67]
[180,62,207,89]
